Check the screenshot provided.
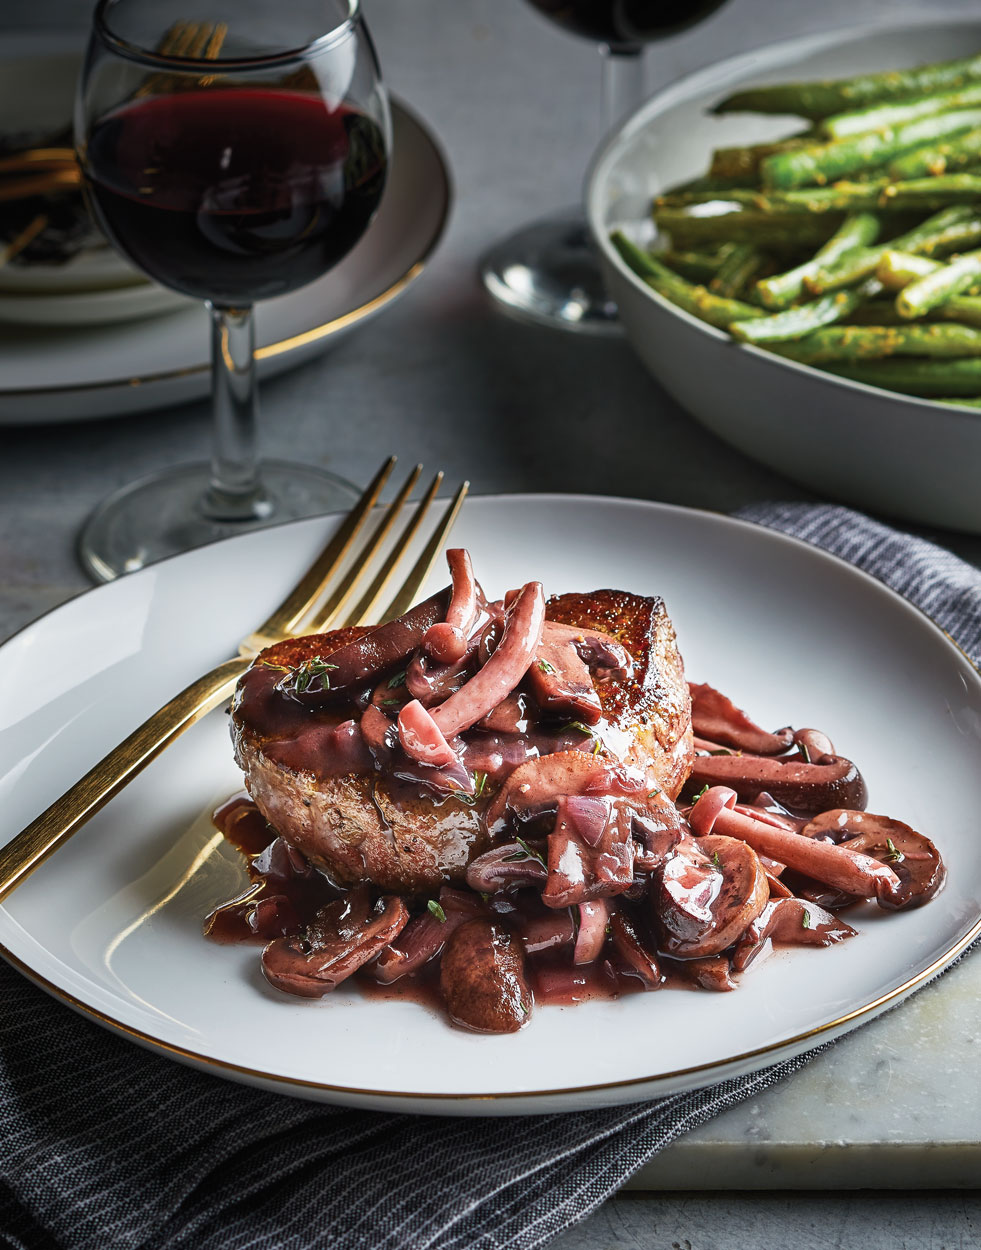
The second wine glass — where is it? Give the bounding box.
[480,0,728,334]
[75,0,390,579]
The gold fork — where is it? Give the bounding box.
[0,458,468,903]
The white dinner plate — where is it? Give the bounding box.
[0,281,191,327]
[0,36,450,425]
[1,495,979,1115]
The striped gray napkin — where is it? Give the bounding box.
[2,502,978,1250]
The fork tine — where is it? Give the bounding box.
[343,471,444,628]
[203,22,228,59]
[302,465,424,634]
[379,480,469,623]
[185,21,216,58]
[243,455,396,651]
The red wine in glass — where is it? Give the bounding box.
[85,88,387,306]
[524,0,729,45]
[75,0,390,581]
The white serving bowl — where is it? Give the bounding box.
[587,17,981,533]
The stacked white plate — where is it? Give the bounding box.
[0,33,451,424]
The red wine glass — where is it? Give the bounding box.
[480,0,728,333]
[75,0,389,580]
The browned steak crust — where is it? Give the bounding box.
[545,590,693,801]
[230,591,692,894]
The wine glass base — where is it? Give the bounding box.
[479,206,620,335]
[79,460,361,583]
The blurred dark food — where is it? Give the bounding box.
[0,128,101,267]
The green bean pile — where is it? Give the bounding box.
[611,51,981,405]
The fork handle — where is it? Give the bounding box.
[0,654,251,904]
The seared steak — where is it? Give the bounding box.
[230,590,693,894]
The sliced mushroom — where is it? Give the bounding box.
[281,590,449,701]
[527,621,632,725]
[609,910,662,987]
[690,787,902,905]
[659,834,769,958]
[688,682,793,756]
[261,888,409,998]
[689,752,867,814]
[510,904,576,956]
[439,919,533,1033]
[465,841,548,893]
[732,898,857,972]
[663,954,735,992]
[371,887,485,984]
[803,809,946,910]
[484,750,647,833]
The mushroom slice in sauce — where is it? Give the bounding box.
[688,752,868,815]
[261,888,409,998]
[688,682,793,756]
[658,834,769,959]
[804,809,946,910]
[732,898,857,973]
[439,919,533,1033]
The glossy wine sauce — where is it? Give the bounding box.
[206,796,665,1004]
[83,88,387,304]
[234,656,634,790]
[205,794,342,943]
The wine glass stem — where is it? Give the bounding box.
[600,44,644,135]
[202,302,273,523]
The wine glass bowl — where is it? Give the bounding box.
[75,0,390,579]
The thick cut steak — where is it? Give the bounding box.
[230,591,692,894]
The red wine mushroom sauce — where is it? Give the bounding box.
[205,552,946,1034]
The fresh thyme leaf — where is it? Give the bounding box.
[515,836,546,867]
[259,660,290,672]
[519,1001,529,1015]
[592,738,603,756]
[387,670,407,689]
[690,783,710,804]
[798,740,811,763]
[801,909,812,930]
[884,836,903,862]
[427,900,447,923]
[712,851,723,869]
[381,698,401,707]
[562,720,593,735]
[537,659,555,674]
[456,772,489,807]
[648,789,661,799]
[501,851,526,862]
[708,747,735,756]
[284,655,338,694]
